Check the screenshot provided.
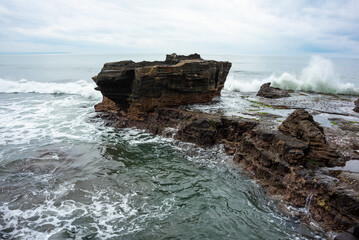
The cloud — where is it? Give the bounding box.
[0,0,358,55]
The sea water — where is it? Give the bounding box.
[0,54,358,239]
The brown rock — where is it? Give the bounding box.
[279,109,340,167]
[93,53,231,114]
[92,55,357,232]
[177,114,258,147]
[96,103,356,231]
[94,96,121,113]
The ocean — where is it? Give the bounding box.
[0,54,358,239]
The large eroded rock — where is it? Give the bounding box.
[93,53,231,114]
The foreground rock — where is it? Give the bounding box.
[234,110,359,231]
[354,98,359,113]
[335,225,359,240]
[93,55,358,233]
[278,109,340,167]
[97,106,357,231]
[93,53,231,116]
[257,82,290,98]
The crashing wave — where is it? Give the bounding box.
[0,78,101,99]
[225,56,359,95]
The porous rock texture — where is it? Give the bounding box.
[93,53,231,116]
[257,82,290,98]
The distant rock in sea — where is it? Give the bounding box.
[257,82,290,98]
[354,98,359,113]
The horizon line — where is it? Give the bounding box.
[0,51,71,55]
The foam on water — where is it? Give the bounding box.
[0,182,175,239]
[225,56,359,95]
[0,95,98,147]
[0,78,102,100]
[0,54,335,239]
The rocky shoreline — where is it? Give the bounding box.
[92,54,359,235]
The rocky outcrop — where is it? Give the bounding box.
[257,82,290,98]
[354,98,359,113]
[236,109,340,169]
[97,104,357,231]
[233,110,358,231]
[176,114,258,149]
[93,56,358,233]
[279,109,340,167]
[93,53,231,115]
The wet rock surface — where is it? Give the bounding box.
[93,56,359,233]
[256,82,290,98]
[234,110,358,231]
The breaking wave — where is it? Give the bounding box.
[0,78,101,99]
[225,56,359,95]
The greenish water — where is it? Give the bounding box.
[2,53,358,239]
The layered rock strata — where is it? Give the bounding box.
[93,53,231,116]
[96,105,358,232]
[93,55,358,232]
[234,110,357,231]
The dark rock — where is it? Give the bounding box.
[92,55,358,232]
[279,109,340,167]
[354,98,359,113]
[94,96,121,114]
[96,103,358,231]
[165,53,202,64]
[176,114,258,147]
[93,54,231,116]
[256,82,290,98]
[231,109,359,231]
[335,225,359,240]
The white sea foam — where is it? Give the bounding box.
[0,94,106,153]
[0,182,175,240]
[0,78,101,99]
[225,56,359,95]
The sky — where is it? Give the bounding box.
[0,0,358,56]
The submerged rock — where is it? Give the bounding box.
[354,98,359,113]
[257,82,290,98]
[93,53,231,115]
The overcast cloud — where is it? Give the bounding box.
[0,0,358,56]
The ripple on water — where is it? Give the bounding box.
[0,93,328,239]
